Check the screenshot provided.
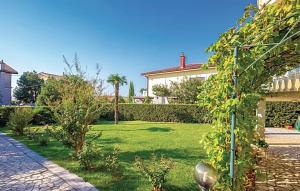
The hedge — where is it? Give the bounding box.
[0,106,54,127]
[265,101,300,128]
[99,104,212,123]
[1,102,299,127]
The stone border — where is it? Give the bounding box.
[0,132,99,191]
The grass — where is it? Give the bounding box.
[1,121,211,191]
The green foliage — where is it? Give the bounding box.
[170,78,204,104]
[104,145,121,173]
[143,96,152,104]
[265,101,300,127]
[13,71,44,104]
[79,142,103,170]
[198,1,299,190]
[7,107,33,135]
[128,81,135,103]
[134,154,174,191]
[0,107,15,127]
[46,55,103,157]
[152,84,171,97]
[256,139,269,149]
[99,104,212,123]
[36,78,62,106]
[32,107,55,125]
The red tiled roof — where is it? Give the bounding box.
[142,63,204,76]
[0,61,18,74]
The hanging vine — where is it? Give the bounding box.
[198,0,299,190]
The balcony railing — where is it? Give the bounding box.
[270,69,300,92]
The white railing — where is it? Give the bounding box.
[271,68,300,92]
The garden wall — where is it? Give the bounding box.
[265,101,300,128]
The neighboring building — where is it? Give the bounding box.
[0,60,18,105]
[142,52,216,103]
[38,72,62,81]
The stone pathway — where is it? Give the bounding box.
[256,128,300,191]
[0,132,99,191]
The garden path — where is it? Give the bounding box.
[0,132,99,191]
[256,128,300,191]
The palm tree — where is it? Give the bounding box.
[107,74,127,124]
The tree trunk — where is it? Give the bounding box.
[115,83,119,124]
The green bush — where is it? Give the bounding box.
[104,145,121,172]
[100,104,212,123]
[265,101,300,128]
[134,154,175,191]
[7,107,33,135]
[32,107,55,125]
[0,107,15,127]
[0,106,55,127]
[79,142,103,170]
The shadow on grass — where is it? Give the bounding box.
[144,127,174,132]
[119,148,206,164]
[99,137,124,144]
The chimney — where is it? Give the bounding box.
[180,52,185,69]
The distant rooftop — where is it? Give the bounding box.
[141,52,211,76]
[0,60,18,74]
[38,72,62,80]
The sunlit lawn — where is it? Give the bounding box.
[1,121,211,191]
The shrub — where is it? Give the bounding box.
[99,104,212,123]
[134,154,175,191]
[265,101,300,127]
[79,142,103,170]
[0,107,15,127]
[104,145,121,172]
[32,107,55,125]
[37,133,50,146]
[7,107,33,135]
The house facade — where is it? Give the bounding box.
[141,52,216,103]
[38,72,62,81]
[0,60,18,105]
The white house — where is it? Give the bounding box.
[141,52,216,103]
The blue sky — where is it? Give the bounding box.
[0,0,256,96]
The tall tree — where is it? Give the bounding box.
[107,74,127,124]
[14,71,44,104]
[128,81,135,103]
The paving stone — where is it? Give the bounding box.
[0,132,99,191]
[256,146,300,191]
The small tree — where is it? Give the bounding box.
[128,81,135,103]
[46,54,103,157]
[14,71,44,104]
[152,84,171,97]
[107,74,127,124]
[7,107,33,136]
[170,78,204,104]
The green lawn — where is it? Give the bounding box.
[1,121,211,191]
